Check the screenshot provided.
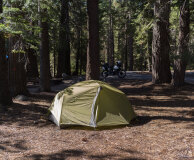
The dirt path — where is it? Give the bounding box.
[111,71,194,84]
[0,78,194,160]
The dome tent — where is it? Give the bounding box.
[49,80,136,128]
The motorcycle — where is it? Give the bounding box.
[101,61,126,78]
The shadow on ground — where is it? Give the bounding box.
[110,79,194,123]
[24,149,146,160]
[0,140,27,153]
[0,101,52,127]
[0,78,193,128]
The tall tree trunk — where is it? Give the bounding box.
[128,33,134,71]
[147,28,153,72]
[107,34,109,64]
[75,28,81,76]
[86,0,100,80]
[7,38,28,96]
[75,2,82,76]
[118,33,125,69]
[172,0,190,86]
[80,32,87,76]
[117,31,121,58]
[107,0,114,66]
[0,0,12,107]
[57,0,71,77]
[7,2,28,96]
[124,29,128,70]
[10,51,28,96]
[53,30,57,77]
[152,0,172,84]
[79,30,83,75]
[27,48,39,78]
[40,12,50,91]
[139,44,145,71]
[26,21,39,78]
[53,48,56,77]
[109,23,114,67]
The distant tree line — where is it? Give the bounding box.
[0,0,193,107]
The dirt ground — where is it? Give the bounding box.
[0,77,194,160]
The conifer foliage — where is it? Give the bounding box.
[0,0,193,102]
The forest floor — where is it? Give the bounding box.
[0,72,194,160]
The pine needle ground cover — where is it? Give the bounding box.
[0,75,193,160]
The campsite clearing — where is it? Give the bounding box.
[0,78,193,160]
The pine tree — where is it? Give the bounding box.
[57,0,71,77]
[86,0,100,80]
[172,0,190,86]
[152,0,172,83]
[107,0,114,67]
[40,9,50,91]
[0,0,12,107]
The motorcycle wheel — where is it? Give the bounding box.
[102,71,108,78]
[118,70,126,78]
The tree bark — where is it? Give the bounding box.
[128,33,134,71]
[74,2,82,76]
[9,51,28,96]
[107,0,114,67]
[172,0,190,86]
[53,29,57,77]
[26,21,39,79]
[80,30,87,75]
[124,29,128,70]
[86,0,100,80]
[118,32,125,69]
[152,0,172,84]
[138,44,145,71]
[75,28,81,76]
[79,30,84,75]
[147,28,153,72]
[57,0,71,77]
[40,14,50,91]
[27,48,39,78]
[0,0,12,107]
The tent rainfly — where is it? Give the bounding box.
[49,80,136,128]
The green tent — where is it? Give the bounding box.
[49,80,136,128]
